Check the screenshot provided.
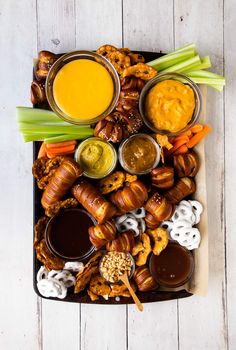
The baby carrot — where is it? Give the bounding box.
[37,142,47,158]
[46,150,74,158]
[173,144,188,155]
[45,140,77,149]
[171,135,190,144]
[46,145,76,155]
[186,125,212,148]
[190,124,204,134]
[166,139,188,156]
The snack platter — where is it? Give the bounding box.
[29,48,209,305]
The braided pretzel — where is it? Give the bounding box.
[37,278,67,299]
[48,270,75,288]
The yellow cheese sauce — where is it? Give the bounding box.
[145,80,195,133]
[53,59,114,120]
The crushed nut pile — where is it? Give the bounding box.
[100,252,133,283]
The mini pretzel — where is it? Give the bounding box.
[132,233,152,266]
[96,44,118,57]
[128,53,145,65]
[98,171,126,194]
[107,51,131,75]
[170,226,201,250]
[147,228,168,256]
[64,261,84,273]
[37,278,67,299]
[37,266,48,282]
[122,63,157,81]
[171,202,195,225]
[130,208,146,219]
[48,270,75,288]
[189,200,203,224]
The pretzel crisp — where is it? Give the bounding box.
[45,198,78,217]
[88,275,111,300]
[147,228,168,255]
[74,252,103,294]
[122,63,157,81]
[98,171,126,194]
[132,233,152,266]
[96,44,117,57]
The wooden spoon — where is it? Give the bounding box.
[119,272,143,312]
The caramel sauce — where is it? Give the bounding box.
[47,208,95,259]
[150,243,194,287]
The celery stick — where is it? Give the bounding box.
[18,123,92,133]
[183,56,211,73]
[161,55,201,73]
[185,70,225,79]
[157,52,196,71]
[167,43,196,55]
[16,107,62,123]
[187,77,225,85]
[147,50,195,70]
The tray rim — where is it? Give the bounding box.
[32,50,193,304]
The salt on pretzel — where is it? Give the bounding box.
[37,278,67,299]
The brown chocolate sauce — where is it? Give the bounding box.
[150,243,194,287]
[46,208,95,260]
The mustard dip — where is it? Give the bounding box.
[75,138,117,178]
[53,59,114,121]
[145,80,195,133]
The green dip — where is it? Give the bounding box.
[76,138,116,178]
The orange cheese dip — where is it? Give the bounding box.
[145,80,195,133]
[53,59,114,120]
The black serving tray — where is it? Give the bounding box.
[33,50,192,303]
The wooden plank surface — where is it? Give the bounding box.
[36,1,80,350]
[0,1,39,350]
[123,2,179,349]
[0,0,232,349]
[174,1,227,349]
[75,2,127,349]
[225,0,236,349]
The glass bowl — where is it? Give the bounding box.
[74,137,117,179]
[45,50,120,125]
[139,72,202,136]
[99,252,135,283]
[149,242,194,288]
[45,208,96,261]
[118,133,160,175]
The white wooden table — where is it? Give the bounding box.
[0,1,235,349]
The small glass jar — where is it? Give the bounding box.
[45,208,96,261]
[139,72,202,136]
[149,242,194,288]
[99,252,135,283]
[118,133,160,175]
[75,137,117,179]
[45,50,120,125]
